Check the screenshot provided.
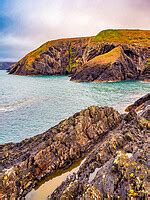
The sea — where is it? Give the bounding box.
[0,70,149,144]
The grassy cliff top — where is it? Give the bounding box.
[26,29,149,64]
[85,46,125,66]
[13,29,150,71]
[16,37,90,69]
[92,29,150,46]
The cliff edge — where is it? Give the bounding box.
[9,29,150,82]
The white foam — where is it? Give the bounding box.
[0,99,32,112]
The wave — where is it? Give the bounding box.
[0,99,32,112]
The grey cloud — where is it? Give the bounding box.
[0,0,149,61]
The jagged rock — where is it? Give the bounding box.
[9,29,150,82]
[1,95,149,199]
[1,106,121,199]
[50,94,149,199]
[125,93,150,112]
[70,46,138,82]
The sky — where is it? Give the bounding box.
[0,0,150,62]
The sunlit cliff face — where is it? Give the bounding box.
[0,0,150,61]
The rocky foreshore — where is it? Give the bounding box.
[50,94,150,199]
[1,93,150,199]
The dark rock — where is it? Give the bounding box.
[70,46,139,82]
[1,106,121,199]
[9,29,150,82]
[1,95,149,199]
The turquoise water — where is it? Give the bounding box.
[0,70,149,144]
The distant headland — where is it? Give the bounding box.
[9,29,150,82]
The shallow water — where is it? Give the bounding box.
[0,70,149,144]
[26,157,86,200]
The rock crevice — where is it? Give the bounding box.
[1,94,149,199]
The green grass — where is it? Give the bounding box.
[66,44,79,72]
[92,29,150,46]
[86,46,123,66]
[147,58,150,65]
[93,29,121,42]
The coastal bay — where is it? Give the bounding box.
[0,70,149,144]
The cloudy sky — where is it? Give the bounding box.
[0,0,149,61]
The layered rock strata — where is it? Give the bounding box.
[50,94,149,199]
[70,46,138,82]
[1,107,121,199]
[9,29,150,82]
[1,94,149,199]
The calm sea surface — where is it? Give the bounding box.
[0,70,149,144]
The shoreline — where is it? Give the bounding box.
[1,94,149,199]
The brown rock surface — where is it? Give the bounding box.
[70,46,138,82]
[9,29,150,82]
[1,106,121,199]
[1,95,149,199]
[9,37,90,75]
[50,94,149,199]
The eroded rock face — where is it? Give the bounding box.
[70,46,138,82]
[1,95,149,199]
[50,95,149,199]
[1,106,121,199]
[9,38,90,75]
[9,29,150,82]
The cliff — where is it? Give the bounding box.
[9,29,150,82]
[1,94,149,199]
[9,37,90,75]
[70,46,138,82]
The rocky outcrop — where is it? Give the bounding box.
[9,29,150,82]
[70,46,138,82]
[139,65,150,81]
[9,38,90,75]
[50,94,149,199]
[1,106,121,199]
[1,94,149,199]
[125,93,150,112]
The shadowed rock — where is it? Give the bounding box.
[9,29,150,82]
[1,95,149,199]
[70,46,138,82]
[1,106,121,199]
